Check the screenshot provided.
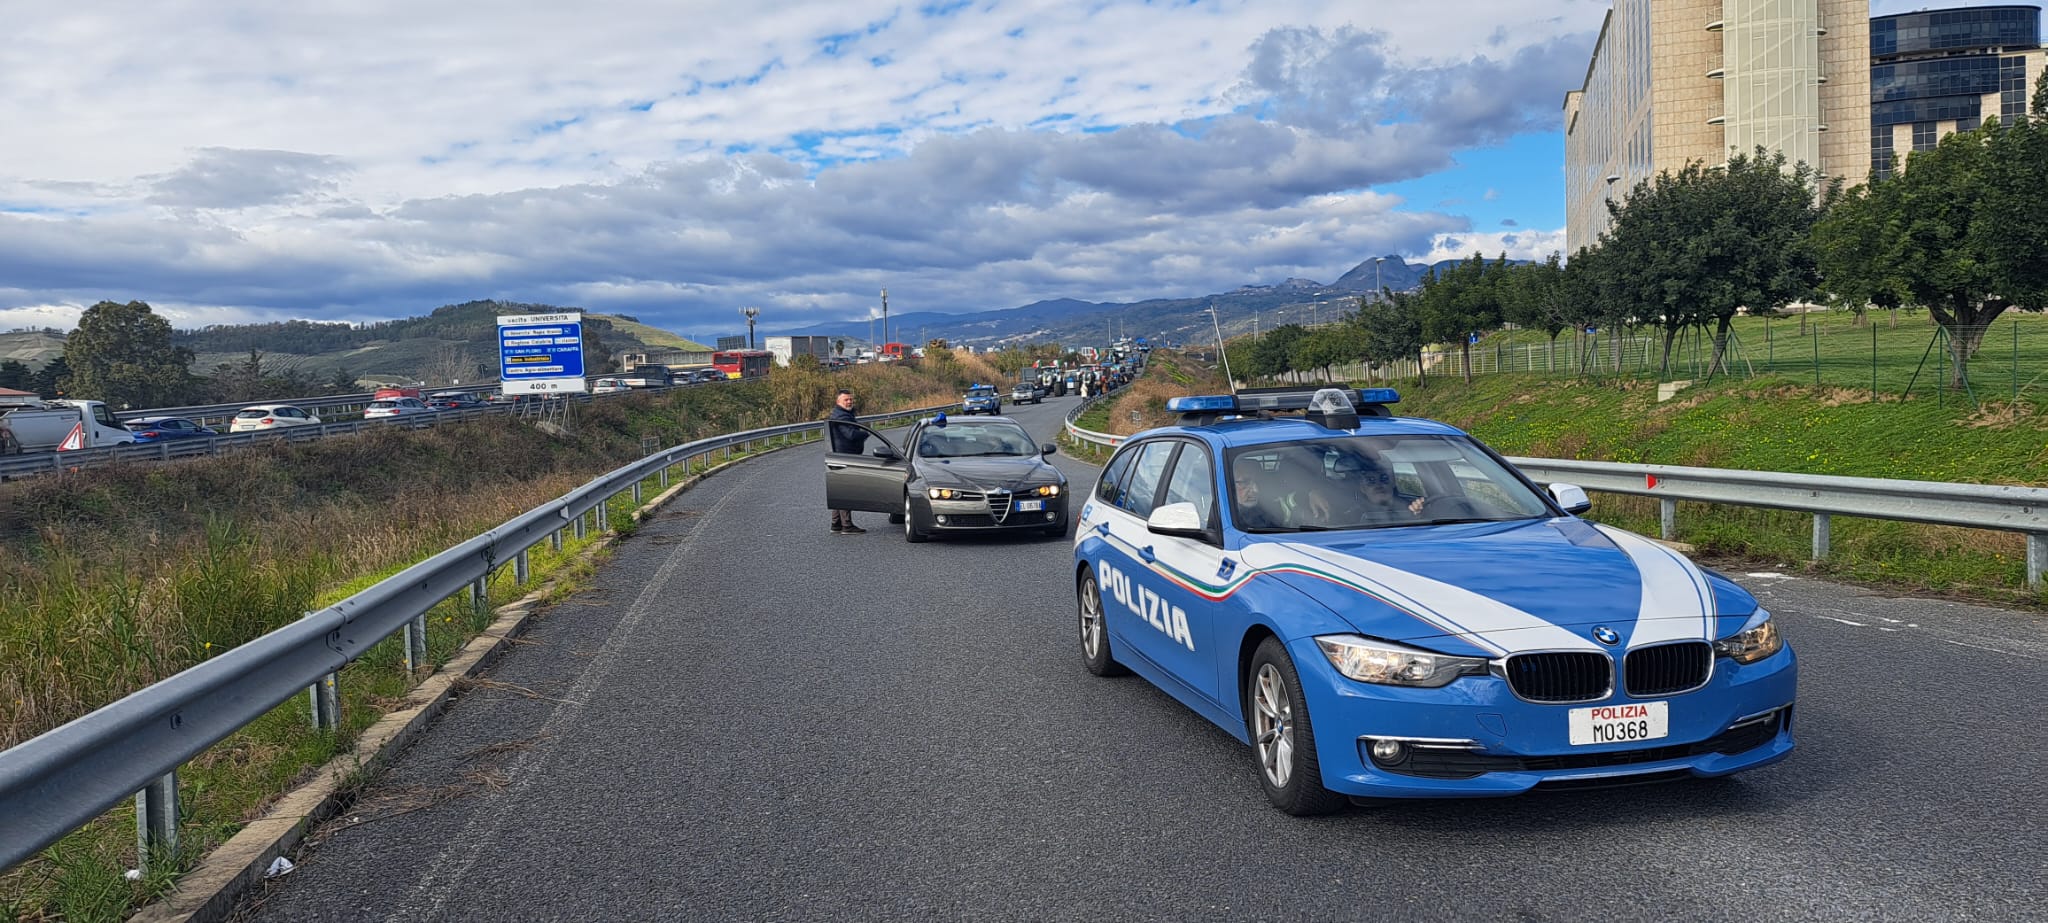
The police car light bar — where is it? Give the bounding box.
[1165,395,1237,413]
[1166,387,1401,422]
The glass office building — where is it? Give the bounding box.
[1565,1,1870,253]
[1870,6,2043,179]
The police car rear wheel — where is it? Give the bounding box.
[1248,639,1345,816]
[1077,570,1129,677]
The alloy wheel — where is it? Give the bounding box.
[1252,663,1294,787]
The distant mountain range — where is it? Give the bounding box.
[783,255,1468,348]
[0,255,1496,380]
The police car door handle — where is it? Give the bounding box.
[1139,546,1157,563]
[1093,521,1110,535]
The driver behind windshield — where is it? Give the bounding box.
[1307,454,1423,526]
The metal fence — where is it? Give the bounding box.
[1062,412,2048,589]
[1314,314,2048,406]
[0,402,951,874]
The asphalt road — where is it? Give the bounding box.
[238,394,2048,923]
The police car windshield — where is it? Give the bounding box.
[917,421,1036,458]
[1226,435,1552,532]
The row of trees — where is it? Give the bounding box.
[1226,72,2048,390]
[7,301,362,407]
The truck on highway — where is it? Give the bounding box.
[0,398,137,454]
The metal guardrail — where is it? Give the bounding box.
[1058,397,2047,588]
[0,402,952,873]
[1062,393,1124,448]
[1505,457,2048,588]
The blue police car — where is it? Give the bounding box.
[962,384,1002,415]
[1072,386,1795,815]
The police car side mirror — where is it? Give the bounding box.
[1548,483,1592,515]
[871,445,898,460]
[1146,502,1208,538]
[1041,443,1057,456]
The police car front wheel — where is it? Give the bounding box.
[1247,638,1345,816]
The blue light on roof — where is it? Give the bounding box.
[1167,395,1237,413]
[1357,388,1401,405]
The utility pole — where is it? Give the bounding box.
[1375,257,1386,303]
[880,289,890,351]
[741,306,760,350]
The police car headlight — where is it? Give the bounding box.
[1314,635,1488,688]
[1714,610,1783,664]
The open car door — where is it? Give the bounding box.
[824,422,905,513]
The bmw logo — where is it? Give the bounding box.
[1592,626,1621,646]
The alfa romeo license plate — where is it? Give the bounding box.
[1016,499,1044,511]
[1568,701,1669,746]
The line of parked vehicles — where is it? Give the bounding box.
[0,388,504,454]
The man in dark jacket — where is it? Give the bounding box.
[827,389,867,533]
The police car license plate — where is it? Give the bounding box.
[1568,701,1668,746]
[1016,499,1044,511]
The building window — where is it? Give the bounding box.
[1912,122,1938,151]
[1957,115,1981,133]
[2001,56,2028,121]
[1872,129,1895,180]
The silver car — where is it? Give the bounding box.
[825,414,1069,542]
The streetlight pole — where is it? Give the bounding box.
[880,289,890,353]
[741,306,760,350]
[1374,257,1385,303]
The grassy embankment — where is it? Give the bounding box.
[0,356,992,922]
[1090,340,2048,604]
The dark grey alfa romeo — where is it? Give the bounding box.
[825,413,1069,542]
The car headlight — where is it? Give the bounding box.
[1714,610,1784,664]
[927,487,958,500]
[1314,635,1489,688]
[1033,484,1061,497]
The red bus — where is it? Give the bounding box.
[711,349,773,379]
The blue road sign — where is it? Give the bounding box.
[498,313,587,394]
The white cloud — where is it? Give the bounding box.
[0,1,1604,333]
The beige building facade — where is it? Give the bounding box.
[1565,0,1870,253]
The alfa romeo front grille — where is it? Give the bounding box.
[987,491,1012,522]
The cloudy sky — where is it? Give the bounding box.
[0,0,1979,340]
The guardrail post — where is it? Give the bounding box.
[404,615,428,673]
[632,481,643,504]
[573,513,586,540]
[469,577,488,613]
[2027,534,2045,591]
[551,528,564,552]
[596,501,610,532]
[1659,499,1677,541]
[309,673,340,731]
[1812,513,1832,561]
[659,466,669,488]
[515,549,531,585]
[135,771,178,872]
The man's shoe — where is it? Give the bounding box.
[831,523,844,533]
[841,524,867,534]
